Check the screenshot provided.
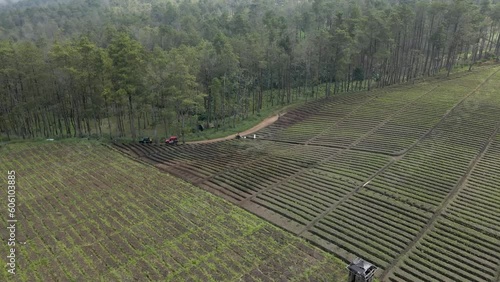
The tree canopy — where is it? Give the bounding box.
[1,0,500,140]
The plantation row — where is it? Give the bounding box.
[117,140,393,227]
[446,135,500,237]
[365,94,500,211]
[248,150,391,228]
[0,142,347,281]
[258,92,375,144]
[392,218,499,282]
[259,68,499,156]
[307,68,500,275]
[388,134,500,282]
[119,138,406,266]
[306,190,433,269]
[307,83,440,151]
[116,141,303,186]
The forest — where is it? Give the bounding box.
[1,0,500,140]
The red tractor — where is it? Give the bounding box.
[165,136,179,145]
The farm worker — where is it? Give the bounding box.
[253,134,256,139]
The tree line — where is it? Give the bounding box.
[1,0,500,140]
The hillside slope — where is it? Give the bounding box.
[118,66,500,281]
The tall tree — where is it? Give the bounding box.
[166,46,205,143]
[108,32,145,139]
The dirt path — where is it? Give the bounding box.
[187,113,283,144]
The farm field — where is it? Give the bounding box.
[117,66,500,281]
[0,141,347,281]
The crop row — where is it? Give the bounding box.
[256,98,343,140]
[364,89,500,211]
[209,147,391,227]
[389,218,500,282]
[260,68,499,156]
[0,142,348,281]
[309,84,438,149]
[444,134,500,234]
[258,92,375,143]
[390,133,500,282]
[353,94,460,155]
[119,137,394,231]
[331,72,494,154]
[308,188,433,270]
[119,140,343,202]
[305,69,500,273]
[206,155,307,201]
[385,71,500,281]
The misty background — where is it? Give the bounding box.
[0,0,21,5]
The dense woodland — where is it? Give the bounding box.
[1,0,500,140]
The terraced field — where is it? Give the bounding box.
[0,142,347,281]
[117,66,500,281]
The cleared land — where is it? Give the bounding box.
[0,141,347,281]
[117,66,500,281]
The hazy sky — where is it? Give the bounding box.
[0,0,22,5]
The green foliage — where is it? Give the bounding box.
[0,0,499,140]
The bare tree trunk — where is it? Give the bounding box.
[128,94,136,139]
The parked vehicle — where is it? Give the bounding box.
[165,136,179,145]
[139,137,153,144]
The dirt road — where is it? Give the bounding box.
[187,113,282,144]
